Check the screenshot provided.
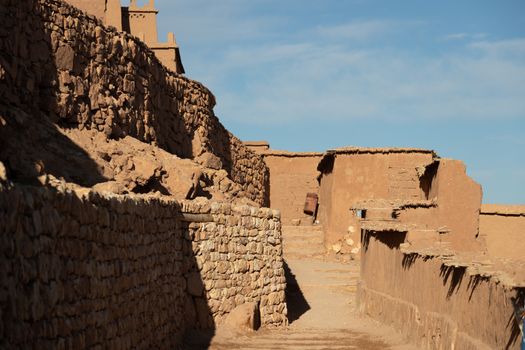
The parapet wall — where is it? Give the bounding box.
[0,0,268,205]
[479,204,525,261]
[0,183,286,348]
[359,231,524,350]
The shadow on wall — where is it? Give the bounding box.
[0,184,215,348]
[0,0,106,187]
[180,221,214,350]
[362,230,407,253]
[402,253,524,350]
[419,161,439,200]
[508,291,525,350]
[283,260,310,323]
[439,265,466,299]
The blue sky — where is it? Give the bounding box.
[152,0,525,204]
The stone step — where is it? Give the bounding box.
[283,240,325,252]
[282,225,324,234]
[282,225,325,259]
[282,231,323,241]
[282,226,324,243]
[184,328,395,349]
[283,237,325,248]
[284,252,326,260]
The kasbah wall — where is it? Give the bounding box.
[0,184,286,348]
[0,0,269,206]
[0,0,284,348]
[1,0,524,349]
[248,143,525,349]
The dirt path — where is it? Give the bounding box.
[184,226,416,349]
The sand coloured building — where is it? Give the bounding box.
[0,0,524,349]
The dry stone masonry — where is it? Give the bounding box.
[0,183,286,348]
[0,0,268,205]
[182,201,287,328]
[1,0,524,349]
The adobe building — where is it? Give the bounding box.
[1,0,524,348]
[66,0,185,73]
[248,143,496,254]
[248,141,525,348]
[244,141,323,226]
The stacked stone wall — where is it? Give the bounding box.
[182,201,287,328]
[0,0,268,205]
[0,184,286,348]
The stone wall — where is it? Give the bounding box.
[64,0,107,20]
[0,183,286,348]
[182,201,287,328]
[359,231,524,350]
[0,0,268,206]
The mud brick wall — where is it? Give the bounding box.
[0,0,268,205]
[262,152,323,225]
[479,205,525,261]
[358,231,523,350]
[0,184,286,348]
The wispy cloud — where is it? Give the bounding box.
[211,38,525,124]
[316,20,397,40]
[441,32,487,41]
[157,1,525,125]
[468,38,525,56]
[315,20,423,41]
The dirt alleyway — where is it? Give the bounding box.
[183,226,417,349]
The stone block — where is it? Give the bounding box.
[219,302,260,333]
[55,44,80,73]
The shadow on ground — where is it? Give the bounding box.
[284,259,310,323]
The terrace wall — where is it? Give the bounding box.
[0,0,268,205]
[0,183,286,348]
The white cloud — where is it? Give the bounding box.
[316,20,396,40]
[210,38,525,124]
[155,0,525,125]
[443,33,469,41]
[315,20,423,41]
[441,33,487,41]
[468,38,525,56]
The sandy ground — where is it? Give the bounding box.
[184,257,417,349]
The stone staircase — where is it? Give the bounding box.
[190,328,395,350]
[282,225,326,259]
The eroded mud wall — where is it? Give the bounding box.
[0,0,268,205]
[480,205,525,261]
[263,153,322,225]
[359,232,523,350]
[0,184,286,348]
[317,150,434,247]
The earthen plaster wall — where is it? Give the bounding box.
[395,159,483,252]
[479,205,525,261]
[317,149,435,247]
[0,183,286,348]
[359,231,523,350]
[262,152,323,225]
[0,0,268,205]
